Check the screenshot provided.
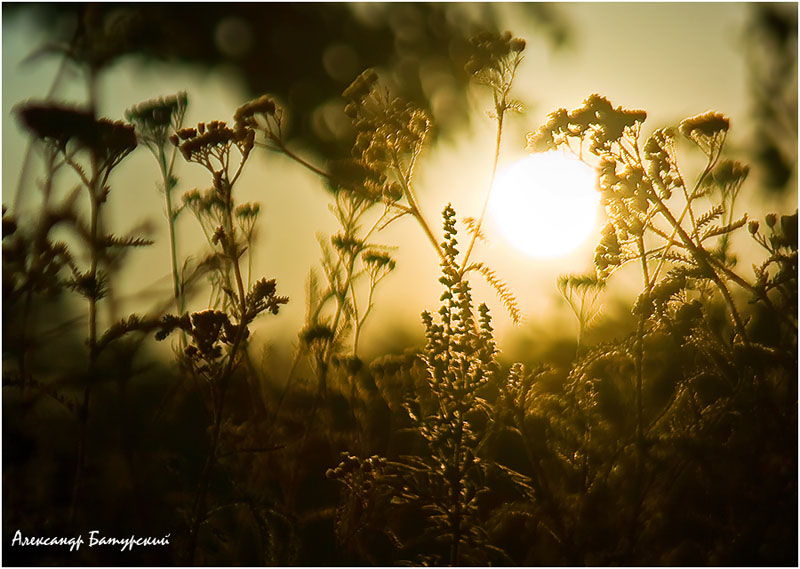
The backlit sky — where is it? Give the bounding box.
[3,3,791,362]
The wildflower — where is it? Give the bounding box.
[328,158,386,201]
[92,118,138,169]
[126,92,187,131]
[679,111,729,157]
[679,111,729,139]
[16,103,95,151]
[16,102,137,168]
[234,202,260,220]
[189,310,234,359]
[246,278,288,317]
[362,251,395,270]
[710,160,749,187]
[527,96,646,155]
[171,120,254,167]
[464,30,525,77]
[233,95,277,130]
[765,213,778,228]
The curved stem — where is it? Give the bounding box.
[391,154,444,262]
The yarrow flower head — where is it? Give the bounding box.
[464,30,526,77]
[679,111,729,140]
[233,95,278,131]
[170,120,254,169]
[336,69,431,203]
[16,103,95,150]
[679,111,729,157]
[126,92,187,130]
[16,102,137,170]
[526,94,646,154]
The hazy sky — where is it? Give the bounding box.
[2,3,786,361]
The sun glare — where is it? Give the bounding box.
[488,150,600,258]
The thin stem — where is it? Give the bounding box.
[463,109,504,270]
[391,153,445,262]
[69,155,105,526]
[187,168,251,565]
[159,145,184,315]
[260,139,330,180]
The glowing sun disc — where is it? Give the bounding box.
[489,151,600,258]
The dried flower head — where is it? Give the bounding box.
[526,95,646,154]
[16,102,137,169]
[465,30,525,77]
[246,277,288,317]
[126,92,187,130]
[16,103,95,150]
[233,95,277,130]
[170,120,254,169]
[679,111,729,157]
[92,118,138,167]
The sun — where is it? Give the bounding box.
[488,150,600,258]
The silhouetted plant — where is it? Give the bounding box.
[159,115,288,564]
[558,273,606,352]
[9,102,161,527]
[360,205,506,565]
[127,92,189,317]
[522,94,798,564]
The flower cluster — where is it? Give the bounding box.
[170,120,254,172]
[336,69,431,203]
[233,94,283,145]
[594,223,623,279]
[464,30,526,99]
[126,92,187,149]
[465,31,526,75]
[245,278,288,319]
[17,103,95,150]
[157,310,238,360]
[598,159,650,232]
[642,128,682,200]
[678,111,729,157]
[233,95,277,128]
[526,94,646,154]
[17,102,137,170]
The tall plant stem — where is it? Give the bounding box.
[622,234,651,561]
[187,176,250,565]
[463,109,505,270]
[391,155,445,262]
[635,235,650,445]
[69,160,107,525]
[449,409,465,566]
[158,146,184,316]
